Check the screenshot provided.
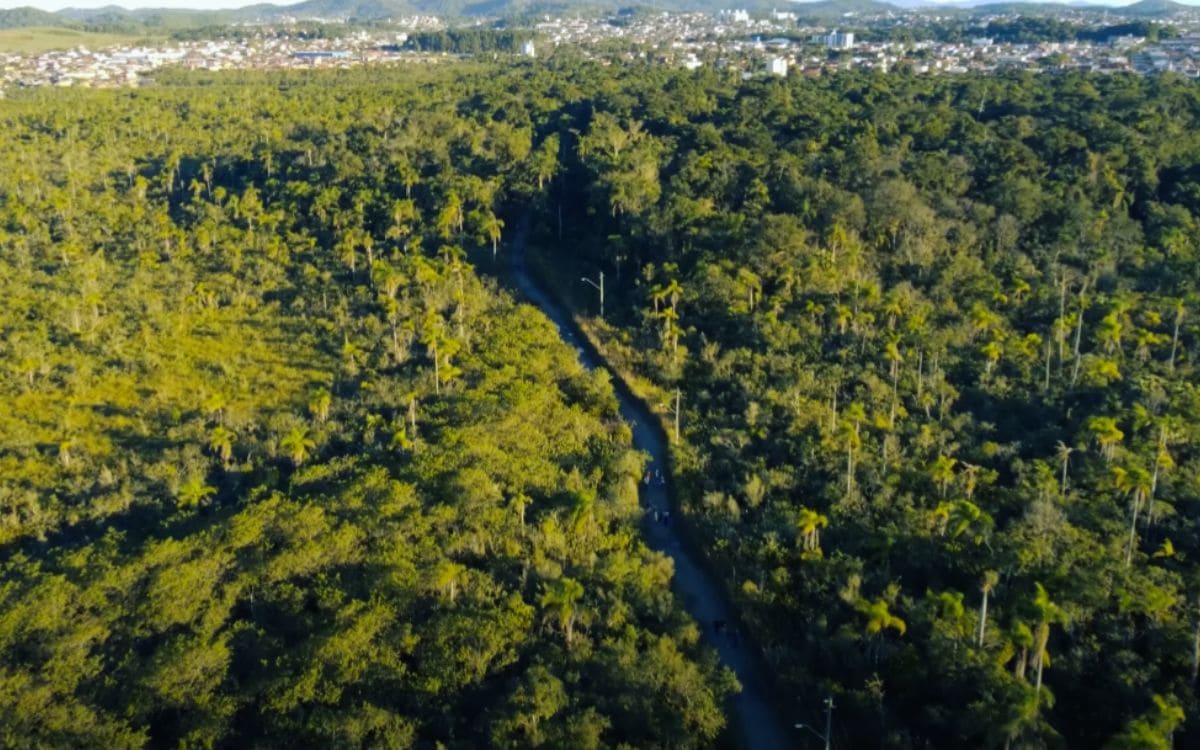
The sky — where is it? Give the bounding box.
[3,0,1199,11]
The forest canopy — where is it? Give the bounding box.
[0,65,735,748]
[4,57,1200,749]
[529,65,1200,748]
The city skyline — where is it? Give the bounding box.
[4,0,1200,12]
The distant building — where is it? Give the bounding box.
[1108,35,1144,50]
[521,40,536,58]
[293,51,351,60]
[768,56,788,76]
[972,37,993,47]
[718,9,751,24]
[682,53,703,70]
[820,30,854,50]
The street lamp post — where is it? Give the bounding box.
[794,696,834,750]
[581,271,604,318]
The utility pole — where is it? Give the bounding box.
[581,271,604,318]
[794,696,834,750]
[824,696,834,750]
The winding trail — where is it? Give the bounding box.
[510,226,794,750]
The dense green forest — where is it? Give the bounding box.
[5,58,1200,749]
[0,68,735,748]
[534,67,1200,747]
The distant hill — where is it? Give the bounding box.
[1116,0,1193,16]
[0,6,71,30]
[0,0,1193,32]
[922,0,1195,15]
[787,0,905,16]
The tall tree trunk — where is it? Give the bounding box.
[1058,274,1067,376]
[1170,304,1184,372]
[432,342,440,396]
[1070,282,1089,387]
[1126,490,1143,567]
[978,589,989,648]
[1044,335,1052,391]
[916,348,924,397]
[1147,427,1164,526]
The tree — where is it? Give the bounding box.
[1055,441,1074,495]
[432,560,468,604]
[931,454,957,498]
[1088,416,1124,462]
[177,476,216,509]
[279,426,316,467]
[308,388,332,424]
[1031,583,1067,703]
[479,211,504,261]
[540,577,584,646]
[978,570,999,647]
[207,425,236,467]
[797,507,829,554]
[1105,694,1184,750]
[858,597,907,637]
[1113,464,1153,567]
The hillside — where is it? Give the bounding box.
[0,6,66,29]
[0,66,736,748]
[788,0,905,17]
[1118,0,1194,16]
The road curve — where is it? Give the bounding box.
[510,226,795,750]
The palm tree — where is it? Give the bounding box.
[948,500,993,544]
[981,338,1003,376]
[481,212,504,261]
[541,577,585,646]
[1113,464,1153,567]
[178,476,216,509]
[1055,441,1074,495]
[1031,583,1067,703]
[570,488,596,535]
[432,560,467,604]
[511,492,531,529]
[280,426,316,467]
[207,425,236,466]
[385,197,417,245]
[1147,424,1176,527]
[858,597,907,637]
[797,507,829,553]
[978,571,999,647]
[931,454,957,498]
[1169,300,1185,371]
[1087,416,1124,462]
[961,462,982,500]
[842,402,867,497]
[202,391,228,425]
[308,388,332,424]
[372,261,407,302]
[421,311,447,396]
[436,191,464,240]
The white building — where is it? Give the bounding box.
[768,56,788,76]
[826,30,854,50]
[521,40,536,58]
